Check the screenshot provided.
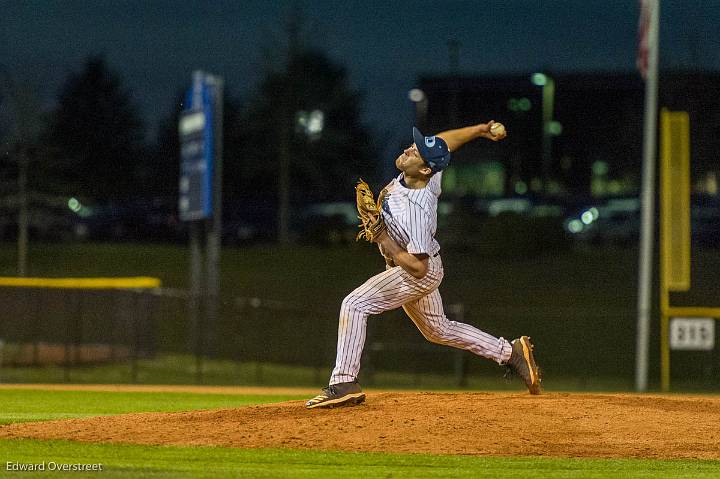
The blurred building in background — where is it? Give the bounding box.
[417,70,720,200]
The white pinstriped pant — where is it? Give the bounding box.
[330,255,513,385]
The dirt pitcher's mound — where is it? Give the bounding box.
[2,392,720,459]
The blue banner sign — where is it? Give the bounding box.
[178,74,214,221]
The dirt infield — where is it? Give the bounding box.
[2,391,720,459]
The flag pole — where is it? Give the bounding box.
[635,0,660,392]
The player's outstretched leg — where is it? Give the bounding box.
[402,290,513,364]
[307,264,438,410]
[305,380,365,409]
[506,336,542,395]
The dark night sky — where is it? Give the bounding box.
[3,0,720,164]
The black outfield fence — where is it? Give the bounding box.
[1,284,719,390]
[0,286,157,382]
[0,283,477,387]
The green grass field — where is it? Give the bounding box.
[0,388,305,425]
[3,439,720,479]
[0,353,638,392]
[0,388,719,478]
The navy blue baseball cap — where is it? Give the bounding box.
[413,127,451,173]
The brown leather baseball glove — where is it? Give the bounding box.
[355,179,386,242]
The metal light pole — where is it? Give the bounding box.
[277,21,300,245]
[179,70,224,378]
[408,89,428,131]
[278,108,291,244]
[532,72,556,195]
[17,146,28,276]
[1,66,29,276]
[635,0,661,392]
[205,73,223,359]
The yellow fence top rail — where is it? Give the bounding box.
[0,277,162,289]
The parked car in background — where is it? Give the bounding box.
[222,199,276,245]
[564,194,720,248]
[563,197,640,245]
[475,195,571,219]
[0,201,82,242]
[73,198,186,243]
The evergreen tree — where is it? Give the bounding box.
[45,56,145,201]
[240,39,377,204]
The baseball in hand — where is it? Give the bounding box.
[489,122,506,138]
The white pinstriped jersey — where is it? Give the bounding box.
[380,172,442,257]
[328,169,513,387]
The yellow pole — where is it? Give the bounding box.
[660,314,670,392]
[659,108,670,392]
[659,108,691,392]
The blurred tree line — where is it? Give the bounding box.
[0,25,377,239]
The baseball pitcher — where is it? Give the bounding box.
[306,121,541,409]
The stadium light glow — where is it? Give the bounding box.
[531,73,547,86]
[408,88,426,103]
[514,181,528,195]
[567,219,584,234]
[68,197,81,213]
[307,110,324,135]
[580,207,600,225]
[547,120,563,135]
[296,110,324,139]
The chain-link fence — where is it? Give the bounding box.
[1,285,719,390]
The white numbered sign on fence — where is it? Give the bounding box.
[670,318,715,351]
